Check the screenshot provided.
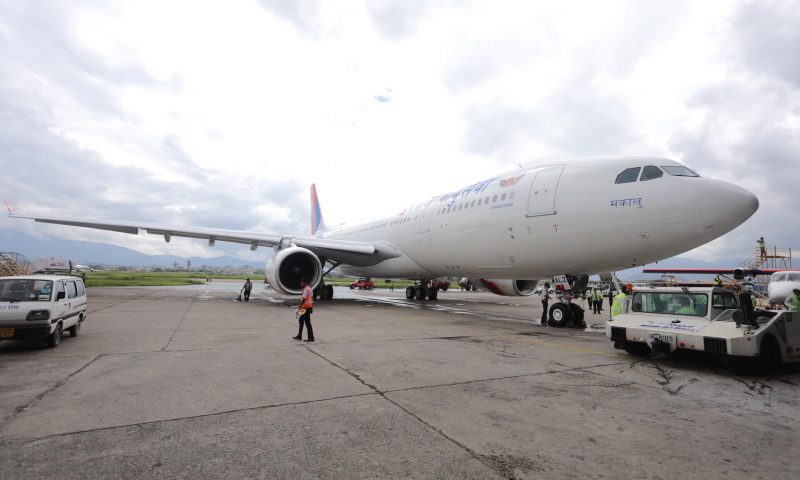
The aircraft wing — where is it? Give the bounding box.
[642,267,791,278]
[10,214,381,258]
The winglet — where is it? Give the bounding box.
[4,200,16,216]
[310,184,327,236]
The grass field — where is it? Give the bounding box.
[83,271,457,290]
[84,271,252,287]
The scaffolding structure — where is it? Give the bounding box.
[738,245,793,284]
[0,252,35,276]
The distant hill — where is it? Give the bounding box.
[0,231,261,268]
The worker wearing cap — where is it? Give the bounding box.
[785,288,800,312]
[611,285,631,318]
[292,278,315,342]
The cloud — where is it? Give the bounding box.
[461,81,639,160]
[256,0,323,36]
[729,0,800,87]
[364,0,431,39]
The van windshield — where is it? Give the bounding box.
[631,291,708,316]
[0,279,53,302]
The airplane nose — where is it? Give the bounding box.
[698,179,759,231]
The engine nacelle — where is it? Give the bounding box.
[478,279,538,296]
[265,247,323,295]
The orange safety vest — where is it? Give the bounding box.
[301,285,314,309]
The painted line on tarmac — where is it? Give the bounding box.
[501,334,627,359]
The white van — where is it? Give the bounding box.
[0,275,87,348]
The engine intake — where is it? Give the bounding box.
[478,279,538,296]
[265,247,322,295]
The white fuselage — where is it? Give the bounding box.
[767,272,800,304]
[319,156,758,280]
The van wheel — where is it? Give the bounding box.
[47,324,63,348]
[69,321,81,337]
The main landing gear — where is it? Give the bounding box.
[546,274,588,329]
[405,280,438,301]
[313,260,338,301]
[548,302,585,328]
[313,283,334,300]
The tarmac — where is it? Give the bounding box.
[1,281,798,479]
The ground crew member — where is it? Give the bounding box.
[611,285,631,318]
[540,282,551,326]
[590,288,599,314]
[785,288,800,312]
[292,278,315,342]
[714,275,722,287]
[675,297,695,315]
[242,278,253,302]
[758,237,767,260]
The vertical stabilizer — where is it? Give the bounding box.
[310,184,327,235]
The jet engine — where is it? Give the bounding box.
[265,247,323,295]
[478,279,538,296]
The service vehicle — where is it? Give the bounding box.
[432,277,451,291]
[0,275,87,348]
[349,277,374,290]
[607,285,800,372]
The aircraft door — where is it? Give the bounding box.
[526,166,564,217]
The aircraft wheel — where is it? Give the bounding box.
[548,303,570,327]
[349,285,355,290]
[415,285,427,300]
[325,285,334,300]
[569,304,585,328]
[427,287,438,300]
[313,287,321,300]
[405,286,416,300]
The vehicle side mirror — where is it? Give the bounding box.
[56,291,66,301]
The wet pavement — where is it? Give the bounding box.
[1,282,798,479]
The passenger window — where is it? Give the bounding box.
[66,281,78,298]
[492,195,498,203]
[789,273,800,282]
[501,193,507,201]
[639,166,663,181]
[76,281,86,296]
[55,281,65,299]
[615,167,641,184]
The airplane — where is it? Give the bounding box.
[642,267,800,306]
[8,155,759,325]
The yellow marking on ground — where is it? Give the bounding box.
[499,334,628,359]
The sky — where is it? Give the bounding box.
[1,0,798,266]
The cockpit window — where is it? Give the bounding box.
[615,167,641,184]
[639,166,663,181]
[661,165,700,177]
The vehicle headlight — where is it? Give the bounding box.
[26,310,50,321]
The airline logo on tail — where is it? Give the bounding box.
[4,200,15,216]
[310,184,327,236]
